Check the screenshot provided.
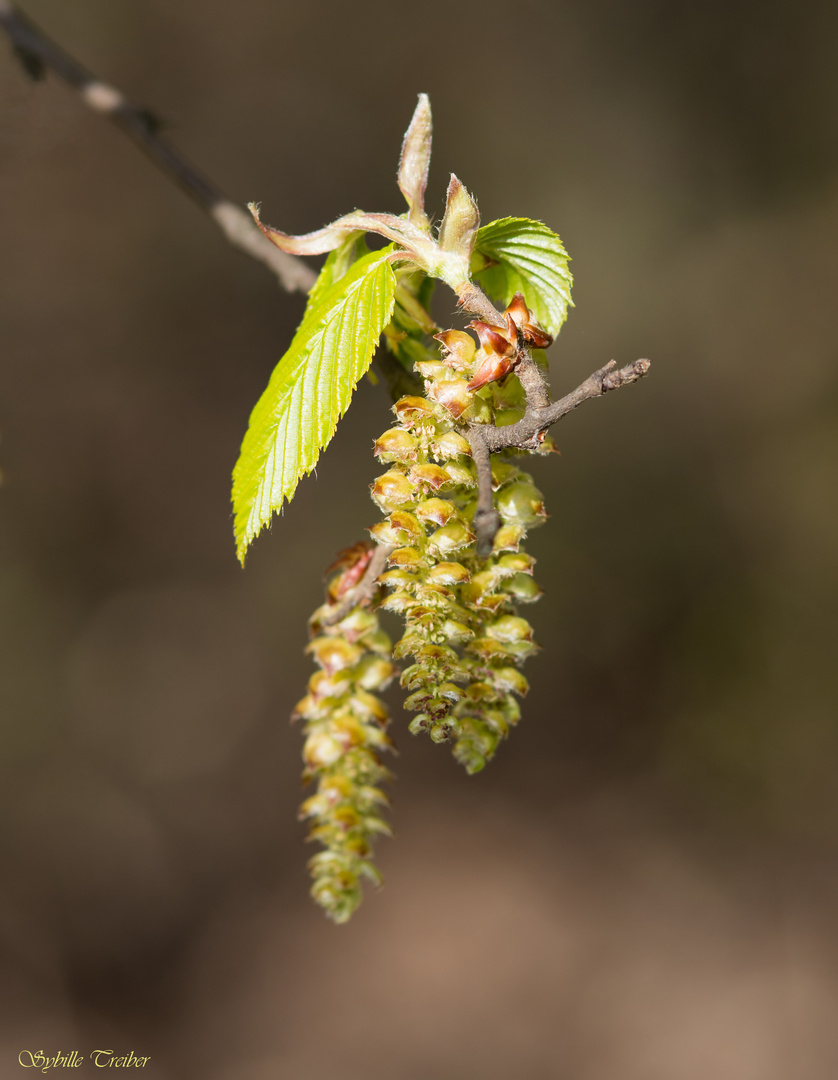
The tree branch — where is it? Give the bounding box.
[0,0,315,293]
[481,359,651,454]
[468,358,651,552]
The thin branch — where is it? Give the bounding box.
[320,544,395,628]
[0,0,315,293]
[455,281,505,326]
[467,428,502,558]
[468,358,651,552]
[513,347,552,409]
[0,4,653,563]
[481,359,651,454]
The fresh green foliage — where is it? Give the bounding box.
[472,217,573,338]
[302,231,368,317]
[232,247,396,564]
[229,94,647,925]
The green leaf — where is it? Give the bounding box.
[471,217,573,337]
[303,231,369,316]
[233,247,397,564]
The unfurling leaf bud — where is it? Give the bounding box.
[466,320,518,391]
[438,175,480,263]
[505,292,554,349]
[398,93,433,228]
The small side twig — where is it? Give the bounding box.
[320,544,395,628]
[468,358,651,553]
[481,359,651,454]
[0,0,315,293]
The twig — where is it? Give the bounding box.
[0,0,315,293]
[468,358,651,552]
[0,3,652,561]
[455,282,505,327]
[320,544,395,628]
[468,429,502,558]
[481,359,651,453]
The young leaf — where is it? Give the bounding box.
[233,248,397,564]
[398,93,433,228]
[303,231,369,317]
[471,217,573,338]
[438,174,479,263]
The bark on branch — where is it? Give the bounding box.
[481,358,651,454]
[0,0,315,293]
[468,357,651,553]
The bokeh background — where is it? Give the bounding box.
[1,0,837,1076]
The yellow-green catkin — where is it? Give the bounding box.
[296,554,396,922]
[370,333,551,773]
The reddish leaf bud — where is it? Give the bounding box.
[505,292,554,349]
[469,319,516,358]
[465,320,518,391]
[466,351,516,392]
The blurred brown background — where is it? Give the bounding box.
[1,0,837,1077]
